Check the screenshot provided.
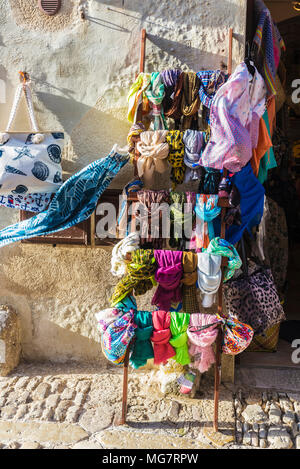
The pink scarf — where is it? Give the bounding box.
[151,250,183,311]
[187,313,219,373]
[151,310,175,364]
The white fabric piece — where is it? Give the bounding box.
[111,232,140,277]
[197,252,222,308]
[0,192,52,212]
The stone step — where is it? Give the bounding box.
[236,366,300,392]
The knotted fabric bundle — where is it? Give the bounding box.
[199,167,222,195]
[152,250,183,311]
[145,72,168,130]
[96,296,137,334]
[102,310,137,366]
[111,232,140,277]
[110,249,157,306]
[187,313,219,373]
[151,310,175,364]
[183,130,206,182]
[165,72,184,122]
[127,73,151,123]
[190,194,221,251]
[181,72,201,130]
[197,70,228,110]
[127,122,146,163]
[204,237,242,282]
[160,69,181,115]
[166,130,185,189]
[136,190,170,249]
[169,191,195,250]
[136,130,169,185]
[182,251,199,314]
[130,310,154,369]
[169,311,191,366]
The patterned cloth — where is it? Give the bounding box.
[102,310,137,366]
[145,72,168,130]
[197,70,228,110]
[200,63,266,172]
[169,191,195,250]
[190,194,220,251]
[188,313,219,373]
[127,73,151,123]
[251,0,285,97]
[0,192,52,212]
[203,237,242,282]
[0,148,129,248]
[166,130,185,189]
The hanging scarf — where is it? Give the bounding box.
[130,310,154,369]
[169,191,195,250]
[95,296,137,334]
[165,72,184,123]
[197,251,221,308]
[136,190,170,249]
[117,178,144,238]
[182,251,198,314]
[203,237,242,282]
[0,148,129,248]
[136,130,169,185]
[190,194,221,251]
[169,311,190,366]
[199,167,222,195]
[127,122,146,163]
[102,310,137,366]
[166,130,185,189]
[145,72,168,130]
[183,130,206,182]
[160,69,181,115]
[197,70,228,110]
[127,73,151,123]
[152,250,183,311]
[181,72,201,130]
[111,232,140,277]
[151,310,175,365]
[187,313,219,373]
[110,249,156,306]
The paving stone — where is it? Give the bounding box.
[294,401,300,414]
[72,440,103,449]
[168,400,180,420]
[96,428,212,449]
[26,377,42,393]
[267,426,293,449]
[5,441,20,449]
[245,392,263,406]
[61,388,76,401]
[279,398,293,413]
[242,404,268,424]
[259,424,267,440]
[41,408,55,421]
[269,403,282,425]
[20,441,42,449]
[54,400,73,422]
[74,392,86,406]
[260,439,267,449]
[46,394,60,409]
[296,435,300,450]
[50,380,66,394]
[65,405,81,423]
[33,382,51,400]
[283,411,296,426]
[202,426,234,448]
[0,397,6,407]
[76,381,91,394]
[28,401,45,419]
[79,408,114,433]
[15,377,31,390]
[251,430,259,447]
[0,421,88,445]
[243,431,251,446]
[1,405,17,419]
[15,404,29,420]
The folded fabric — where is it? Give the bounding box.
[0,192,52,213]
[160,69,181,115]
[110,249,156,306]
[169,311,191,366]
[152,250,183,311]
[145,72,167,130]
[111,232,140,277]
[117,177,144,237]
[187,313,219,373]
[127,122,146,163]
[196,70,228,110]
[0,147,129,248]
[197,252,222,308]
[130,310,154,369]
[169,191,195,250]
[214,162,265,245]
[183,130,206,182]
[96,295,137,334]
[127,73,151,123]
[102,310,137,366]
[136,130,169,184]
[181,72,201,130]
[190,194,221,251]
[257,109,277,184]
[203,237,242,282]
[182,251,198,314]
[151,310,175,364]
[199,167,222,195]
[166,130,185,189]
[200,63,266,172]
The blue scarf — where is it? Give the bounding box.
[0,148,129,247]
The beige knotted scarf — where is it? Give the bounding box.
[136,130,169,184]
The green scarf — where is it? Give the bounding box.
[110,249,157,306]
[204,237,242,282]
[145,72,168,130]
[130,310,154,369]
[169,311,191,366]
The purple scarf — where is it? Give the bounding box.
[151,250,183,311]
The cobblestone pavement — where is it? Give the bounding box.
[0,362,299,449]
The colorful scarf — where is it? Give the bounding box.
[169,191,195,250]
[187,313,219,373]
[169,311,191,366]
[111,232,140,277]
[165,72,184,123]
[102,310,137,366]
[130,310,154,369]
[145,72,168,130]
[136,190,170,249]
[151,310,175,364]
[190,194,221,251]
[117,178,144,238]
[182,251,199,314]
[152,250,183,311]
[96,296,137,334]
[127,73,151,123]
[127,122,146,163]
[166,130,185,189]
[198,167,222,195]
[196,70,228,110]
[136,130,169,185]
[160,69,181,115]
[183,130,206,182]
[110,249,157,306]
[181,72,201,130]
[204,237,242,282]
[0,148,129,248]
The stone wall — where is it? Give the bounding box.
[0,0,247,363]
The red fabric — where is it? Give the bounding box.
[151,310,175,364]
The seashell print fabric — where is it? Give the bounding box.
[0,133,64,197]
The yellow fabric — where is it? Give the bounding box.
[127,73,151,123]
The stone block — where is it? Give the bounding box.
[0,306,21,377]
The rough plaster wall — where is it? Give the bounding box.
[0,0,247,362]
